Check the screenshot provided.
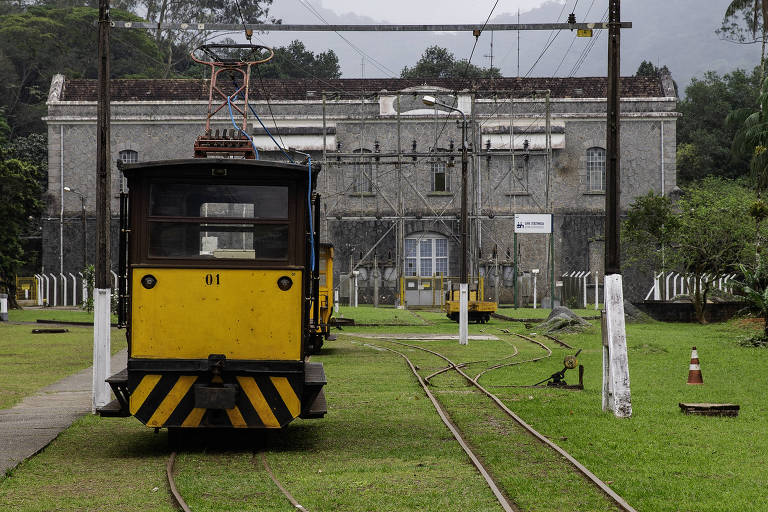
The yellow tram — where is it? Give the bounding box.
[309,243,335,352]
[99,158,327,429]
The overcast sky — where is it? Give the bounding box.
[312,0,549,24]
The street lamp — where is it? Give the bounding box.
[422,95,469,345]
[64,186,87,269]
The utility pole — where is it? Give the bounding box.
[605,0,621,275]
[93,0,112,412]
[603,0,632,419]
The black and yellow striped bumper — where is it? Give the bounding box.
[128,361,308,428]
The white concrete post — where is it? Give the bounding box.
[653,272,662,301]
[532,269,539,309]
[459,283,468,345]
[92,288,111,411]
[352,270,359,308]
[333,289,339,315]
[42,274,49,306]
[0,293,8,321]
[602,274,632,418]
[110,270,118,291]
[50,273,58,307]
[35,275,43,306]
[68,273,77,306]
[672,273,678,298]
[583,271,589,308]
[665,272,673,301]
[60,273,67,307]
[594,271,599,310]
[79,272,87,305]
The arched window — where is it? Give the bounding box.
[586,147,606,192]
[430,148,450,192]
[405,233,449,277]
[119,149,138,164]
[351,148,373,193]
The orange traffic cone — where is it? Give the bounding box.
[687,346,703,385]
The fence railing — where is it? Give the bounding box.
[644,271,738,301]
[561,270,601,310]
[24,271,119,307]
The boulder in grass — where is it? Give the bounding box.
[539,306,592,334]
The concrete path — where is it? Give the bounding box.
[0,349,127,476]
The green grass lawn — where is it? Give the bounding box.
[8,308,118,324]
[336,304,427,325]
[0,322,126,409]
[497,305,602,319]
[1,309,766,511]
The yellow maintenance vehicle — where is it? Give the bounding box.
[443,277,498,324]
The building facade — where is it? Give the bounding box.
[44,73,678,304]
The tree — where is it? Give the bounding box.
[254,40,341,80]
[635,60,677,96]
[623,179,756,323]
[718,0,768,78]
[401,46,501,79]
[0,156,43,308]
[676,68,761,184]
[0,6,165,136]
[129,0,276,77]
[621,191,678,273]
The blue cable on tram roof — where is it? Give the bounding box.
[226,95,260,159]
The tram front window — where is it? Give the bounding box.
[147,183,291,261]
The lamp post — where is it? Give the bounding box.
[64,186,87,270]
[423,95,469,345]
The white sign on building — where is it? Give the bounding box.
[514,213,552,234]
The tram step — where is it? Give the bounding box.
[106,368,128,384]
[304,362,326,386]
[300,388,327,419]
[97,398,131,417]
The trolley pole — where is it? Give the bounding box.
[93,0,112,412]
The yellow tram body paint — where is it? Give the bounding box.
[131,268,302,360]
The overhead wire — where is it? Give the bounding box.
[552,0,595,76]
[294,0,397,78]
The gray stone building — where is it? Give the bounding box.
[43,73,678,304]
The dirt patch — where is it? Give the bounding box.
[735,317,764,330]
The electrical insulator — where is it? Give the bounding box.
[336,141,342,162]
[485,139,491,163]
[568,12,576,24]
[411,139,417,161]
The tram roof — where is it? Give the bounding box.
[119,158,318,178]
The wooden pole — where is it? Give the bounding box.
[93,0,112,411]
[605,0,621,275]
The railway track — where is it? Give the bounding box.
[364,336,637,512]
[166,450,309,512]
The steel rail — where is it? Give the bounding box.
[384,340,637,512]
[471,333,553,383]
[367,343,519,512]
[542,333,575,349]
[258,453,310,512]
[167,452,193,512]
[424,343,519,384]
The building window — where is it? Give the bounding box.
[586,147,606,192]
[431,161,450,192]
[351,148,373,193]
[405,234,449,277]
[119,149,138,164]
